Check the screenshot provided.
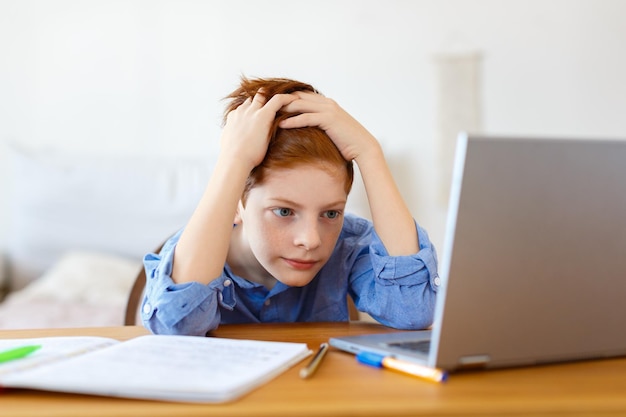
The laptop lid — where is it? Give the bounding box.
[331,133,626,372]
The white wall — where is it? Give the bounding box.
[1,0,626,253]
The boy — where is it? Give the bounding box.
[142,77,440,335]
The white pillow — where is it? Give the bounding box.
[0,250,142,329]
[6,146,213,290]
[6,250,141,305]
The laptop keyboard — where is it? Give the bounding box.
[387,340,431,354]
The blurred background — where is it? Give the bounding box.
[1,0,625,272]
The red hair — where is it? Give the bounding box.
[223,77,354,204]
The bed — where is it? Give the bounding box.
[0,145,213,329]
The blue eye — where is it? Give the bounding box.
[272,208,293,217]
[324,210,341,219]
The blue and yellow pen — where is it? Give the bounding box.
[356,351,448,383]
[0,345,42,364]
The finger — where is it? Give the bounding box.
[237,96,253,110]
[261,93,298,113]
[281,95,329,114]
[252,89,267,106]
[292,90,324,101]
[278,113,319,129]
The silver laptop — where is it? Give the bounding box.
[330,133,626,372]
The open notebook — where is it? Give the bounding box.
[331,133,626,372]
[0,335,310,403]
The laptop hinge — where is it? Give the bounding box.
[457,354,490,370]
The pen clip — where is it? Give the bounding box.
[299,342,329,379]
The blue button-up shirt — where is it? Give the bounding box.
[142,214,439,336]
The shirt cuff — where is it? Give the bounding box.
[142,240,236,329]
[370,222,441,289]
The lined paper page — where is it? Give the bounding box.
[2,335,310,403]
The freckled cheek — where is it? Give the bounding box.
[255,220,291,250]
[319,223,343,252]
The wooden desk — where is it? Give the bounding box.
[2,322,626,417]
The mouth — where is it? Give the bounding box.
[283,258,318,271]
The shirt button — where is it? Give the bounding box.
[434,276,441,287]
[264,299,271,306]
[224,279,232,287]
[142,303,151,314]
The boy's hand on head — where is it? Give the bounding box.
[278,91,380,162]
[221,90,297,169]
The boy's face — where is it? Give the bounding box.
[237,164,348,287]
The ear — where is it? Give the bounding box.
[233,200,244,225]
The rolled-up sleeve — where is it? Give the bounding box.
[350,222,440,330]
[141,231,235,336]
[370,223,440,288]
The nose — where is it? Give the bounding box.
[293,218,322,251]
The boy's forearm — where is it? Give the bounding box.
[172,156,250,284]
[356,146,419,256]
